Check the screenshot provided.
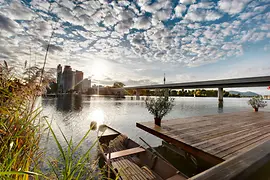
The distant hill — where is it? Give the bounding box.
[228,91,260,97]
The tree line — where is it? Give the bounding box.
[126,89,241,97]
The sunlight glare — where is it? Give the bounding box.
[91,61,107,79]
[91,109,105,127]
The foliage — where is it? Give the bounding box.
[0,61,51,179]
[248,96,267,109]
[0,61,103,179]
[145,96,174,120]
[112,82,125,88]
[45,120,100,180]
[132,89,240,97]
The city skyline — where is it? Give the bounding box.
[57,64,91,93]
[0,0,269,94]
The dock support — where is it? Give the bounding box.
[218,87,223,102]
[136,89,140,100]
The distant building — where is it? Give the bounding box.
[82,78,91,93]
[75,70,84,92]
[57,64,63,93]
[56,64,85,93]
[62,65,74,93]
[72,71,76,90]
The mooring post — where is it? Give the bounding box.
[218,87,223,102]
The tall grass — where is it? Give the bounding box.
[45,120,101,180]
[0,62,108,180]
[0,62,49,179]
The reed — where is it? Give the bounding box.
[45,120,101,179]
[0,62,48,179]
[0,62,106,179]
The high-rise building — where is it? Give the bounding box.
[62,65,74,93]
[75,70,83,92]
[57,64,62,93]
[82,78,91,93]
[56,64,85,93]
[72,71,76,90]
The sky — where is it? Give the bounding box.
[0,0,270,94]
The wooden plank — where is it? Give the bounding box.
[136,122,224,166]
[192,120,270,147]
[112,158,157,180]
[161,114,268,144]
[206,124,270,155]
[107,147,145,159]
[189,140,270,180]
[162,119,266,145]
[166,174,187,180]
[223,134,270,159]
[137,111,270,165]
[217,132,270,159]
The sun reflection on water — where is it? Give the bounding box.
[91,109,105,128]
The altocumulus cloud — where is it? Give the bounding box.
[0,0,269,84]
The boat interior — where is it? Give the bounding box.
[98,125,187,180]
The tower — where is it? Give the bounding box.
[163,73,166,85]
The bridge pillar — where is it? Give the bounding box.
[218,87,223,102]
[136,89,140,100]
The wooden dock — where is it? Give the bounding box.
[137,111,270,166]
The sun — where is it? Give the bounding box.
[91,60,108,79]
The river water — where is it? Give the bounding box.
[39,95,270,164]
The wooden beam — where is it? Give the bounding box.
[189,140,270,180]
[106,147,145,159]
[136,123,224,166]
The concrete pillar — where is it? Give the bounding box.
[218,87,223,102]
[136,89,140,100]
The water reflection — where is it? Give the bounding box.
[42,96,262,149]
[56,94,82,112]
[218,101,224,113]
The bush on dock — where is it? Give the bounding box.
[145,95,174,126]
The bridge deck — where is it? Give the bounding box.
[136,111,270,166]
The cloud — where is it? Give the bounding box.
[174,4,186,18]
[133,16,152,30]
[42,43,63,54]
[180,0,196,5]
[103,13,118,27]
[0,13,20,33]
[2,1,36,20]
[0,0,269,86]
[185,10,223,22]
[124,79,159,86]
[239,12,255,20]
[31,0,51,10]
[155,9,171,21]
[115,20,133,34]
[218,0,250,15]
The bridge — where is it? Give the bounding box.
[124,76,270,101]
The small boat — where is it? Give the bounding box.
[98,125,187,180]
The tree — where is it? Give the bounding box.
[112,82,125,88]
[171,90,177,96]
